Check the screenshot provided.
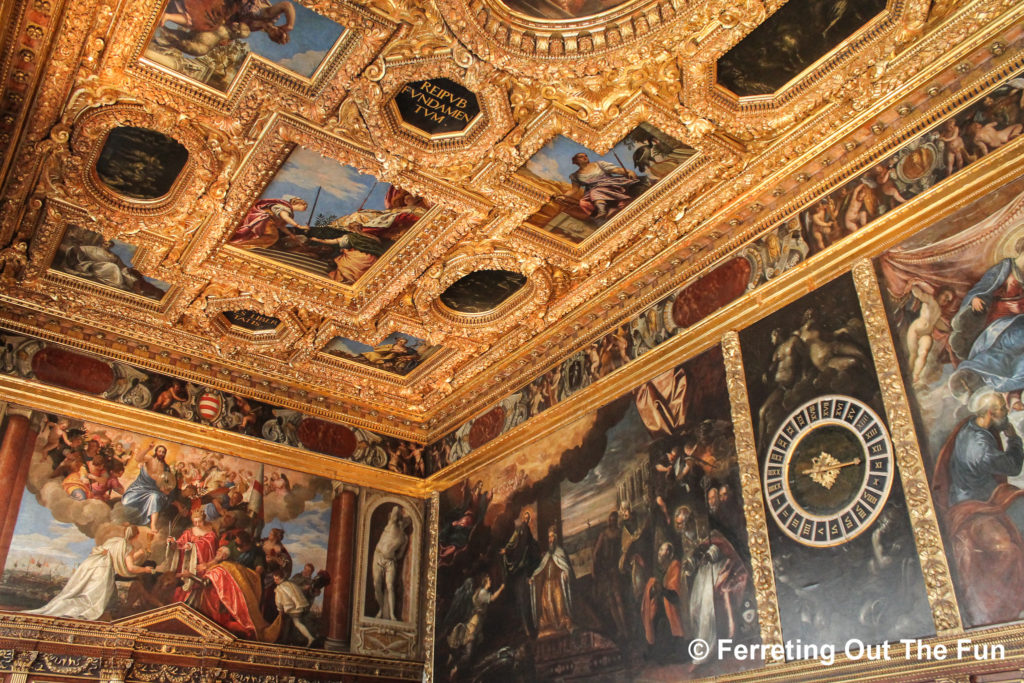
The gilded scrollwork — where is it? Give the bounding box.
[721,332,784,658]
[412,240,553,339]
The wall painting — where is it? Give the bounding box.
[435,346,759,681]
[0,408,375,649]
[739,274,935,649]
[876,173,1024,628]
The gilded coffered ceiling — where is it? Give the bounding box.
[0,0,1020,470]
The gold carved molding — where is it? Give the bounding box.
[852,259,962,634]
[722,331,783,659]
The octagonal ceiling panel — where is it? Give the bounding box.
[716,0,889,97]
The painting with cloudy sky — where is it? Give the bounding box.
[0,414,339,646]
[144,0,344,91]
[228,146,430,285]
[518,123,695,244]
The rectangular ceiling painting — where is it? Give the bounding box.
[227,146,430,286]
[144,0,345,91]
[519,123,695,244]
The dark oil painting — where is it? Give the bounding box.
[440,270,527,313]
[519,123,695,244]
[717,0,888,96]
[499,0,630,20]
[322,332,441,376]
[95,126,189,200]
[435,346,761,681]
[739,273,934,650]
[51,225,171,301]
[876,173,1024,628]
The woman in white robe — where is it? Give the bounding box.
[25,527,154,621]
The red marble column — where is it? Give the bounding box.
[323,485,358,651]
[0,410,36,573]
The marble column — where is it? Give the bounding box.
[323,484,358,651]
[0,408,36,573]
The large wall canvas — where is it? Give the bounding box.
[739,274,935,648]
[0,409,349,648]
[435,346,759,681]
[876,174,1024,628]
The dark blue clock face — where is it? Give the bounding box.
[763,395,893,547]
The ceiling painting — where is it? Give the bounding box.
[50,225,171,301]
[144,0,345,91]
[227,146,430,286]
[519,124,696,244]
[439,269,528,313]
[95,127,189,200]
[498,0,631,20]
[0,0,1020,489]
[717,0,889,96]
[321,332,441,376]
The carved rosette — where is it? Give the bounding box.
[852,260,962,633]
[412,242,553,339]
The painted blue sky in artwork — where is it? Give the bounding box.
[524,135,643,185]
[258,147,390,225]
[264,493,330,609]
[108,239,171,292]
[6,495,95,568]
[245,2,344,77]
[323,331,429,356]
[559,403,650,539]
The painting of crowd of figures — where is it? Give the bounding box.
[0,407,420,649]
[435,346,760,681]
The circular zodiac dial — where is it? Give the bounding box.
[762,395,894,547]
